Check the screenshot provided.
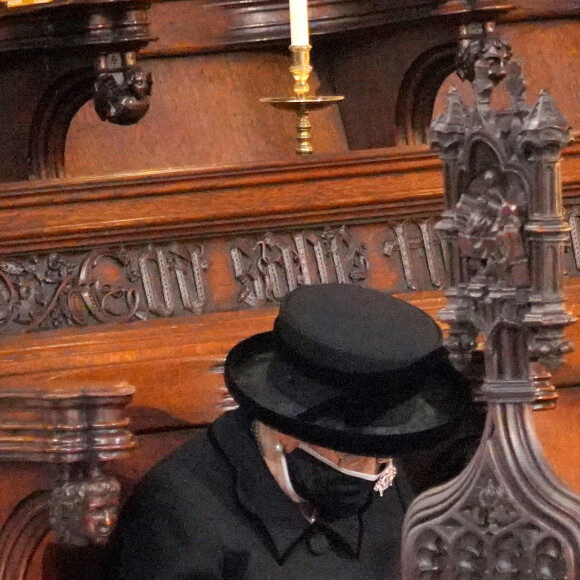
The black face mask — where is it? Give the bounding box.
[286,448,376,520]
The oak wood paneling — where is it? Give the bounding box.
[2,6,580,578]
[65,53,349,177]
[4,143,580,252]
[534,386,580,494]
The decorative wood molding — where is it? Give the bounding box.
[0,380,134,462]
[0,147,443,251]
[395,44,458,146]
[141,0,580,58]
[0,3,152,54]
[6,206,580,336]
[29,70,95,180]
[501,0,580,22]
[2,143,580,333]
[3,145,580,252]
[0,491,50,580]
[216,0,503,44]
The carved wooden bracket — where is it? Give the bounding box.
[94,52,153,127]
[0,0,154,180]
[0,380,135,548]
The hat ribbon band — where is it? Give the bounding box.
[280,351,410,396]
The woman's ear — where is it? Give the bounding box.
[277,432,300,453]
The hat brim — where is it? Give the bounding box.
[224,332,469,456]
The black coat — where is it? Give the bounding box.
[105,409,418,580]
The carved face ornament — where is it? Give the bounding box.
[484,40,511,83]
[84,493,119,545]
[50,476,120,546]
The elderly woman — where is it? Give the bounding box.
[106,284,480,580]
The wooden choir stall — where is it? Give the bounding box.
[0,0,579,578]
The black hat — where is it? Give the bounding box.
[224,284,468,456]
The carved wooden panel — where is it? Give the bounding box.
[5,207,580,336]
[65,53,349,177]
[1,4,580,580]
[0,0,154,182]
[0,244,206,333]
[0,225,367,334]
[0,218,479,335]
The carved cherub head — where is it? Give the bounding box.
[94,65,152,125]
[49,474,121,546]
[127,68,152,100]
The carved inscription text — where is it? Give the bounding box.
[0,243,208,334]
[231,226,369,307]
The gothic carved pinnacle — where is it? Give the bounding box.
[519,90,571,153]
[429,88,468,152]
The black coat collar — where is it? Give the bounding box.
[209,410,363,562]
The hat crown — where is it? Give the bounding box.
[274,284,442,376]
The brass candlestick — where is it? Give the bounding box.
[262,45,344,155]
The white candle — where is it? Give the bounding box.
[289,0,309,46]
